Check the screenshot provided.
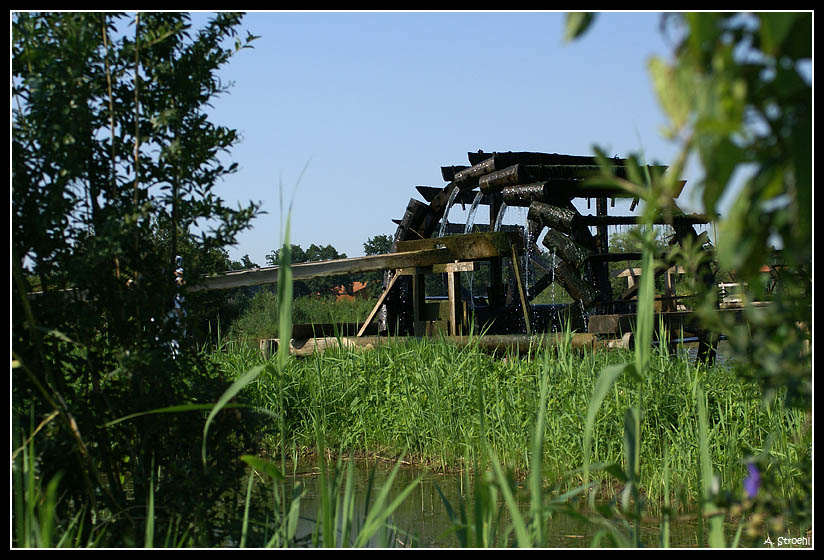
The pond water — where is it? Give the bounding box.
[276,457,744,548]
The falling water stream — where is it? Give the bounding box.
[437,186,461,238]
[522,222,532,302]
[492,202,508,232]
[463,191,483,235]
[463,191,484,308]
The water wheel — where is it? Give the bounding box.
[380,150,718,358]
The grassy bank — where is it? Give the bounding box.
[209,320,809,514]
[222,289,376,344]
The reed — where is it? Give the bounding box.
[211,330,805,517]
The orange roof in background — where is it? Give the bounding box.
[332,281,368,296]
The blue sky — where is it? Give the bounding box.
[194,11,708,266]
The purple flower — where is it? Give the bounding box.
[744,463,761,499]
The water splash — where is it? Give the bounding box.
[578,299,590,333]
[522,217,532,302]
[438,186,461,238]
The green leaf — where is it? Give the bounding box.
[623,407,641,483]
[353,456,423,547]
[698,135,745,215]
[634,228,656,373]
[277,212,293,368]
[759,12,801,57]
[563,12,596,43]
[490,455,531,547]
[582,362,630,501]
[648,57,691,135]
[202,365,264,466]
[602,462,629,483]
[239,454,284,481]
[696,386,726,547]
[105,402,245,428]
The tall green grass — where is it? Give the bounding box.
[211,332,806,518]
[200,152,809,547]
[225,290,376,345]
[15,179,808,547]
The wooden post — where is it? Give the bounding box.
[511,244,531,335]
[446,267,461,336]
[665,266,676,312]
[541,229,591,270]
[357,272,399,337]
[596,197,609,254]
[412,268,426,335]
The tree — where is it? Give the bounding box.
[363,233,393,256]
[362,234,393,297]
[12,12,262,545]
[568,11,811,403]
[266,242,350,297]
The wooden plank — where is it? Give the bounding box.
[576,213,710,226]
[416,185,487,205]
[190,246,482,292]
[586,309,745,335]
[511,244,532,335]
[261,332,604,358]
[396,261,478,276]
[357,272,399,337]
[452,155,499,187]
[395,231,523,257]
[468,151,633,167]
[441,165,469,182]
[527,201,578,233]
[483,178,686,199]
[412,271,426,326]
[446,269,461,336]
[436,261,478,273]
[541,229,591,270]
[480,165,670,193]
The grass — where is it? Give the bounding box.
[208,324,807,516]
[14,212,810,548]
[224,289,377,345]
[14,291,810,548]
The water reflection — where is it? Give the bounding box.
[277,457,741,548]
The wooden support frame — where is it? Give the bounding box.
[510,245,532,335]
[398,261,478,336]
[356,272,399,337]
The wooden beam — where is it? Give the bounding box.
[356,272,399,337]
[575,213,710,227]
[416,185,488,205]
[511,244,532,335]
[190,244,497,292]
[261,332,605,358]
[394,231,523,257]
[446,268,462,336]
[467,151,634,167]
[479,165,671,194]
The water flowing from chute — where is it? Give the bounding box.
[493,202,508,232]
[464,191,483,234]
[438,186,461,238]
